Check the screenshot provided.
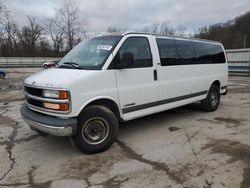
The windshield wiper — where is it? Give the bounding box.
[59,62,81,69]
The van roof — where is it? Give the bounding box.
[106,32,222,45]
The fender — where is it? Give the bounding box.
[76,96,123,119]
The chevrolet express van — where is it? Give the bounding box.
[20,33,228,153]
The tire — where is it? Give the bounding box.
[44,65,48,69]
[70,105,119,154]
[0,73,5,79]
[201,85,220,112]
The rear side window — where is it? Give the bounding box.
[156,38,178,66]
[192,42,226,64]
[175,40,195,65]
[118,37,152,68]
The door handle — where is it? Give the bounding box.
[153,69,157,81]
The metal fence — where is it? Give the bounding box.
[226,48,250,75]
[0,57,60,67]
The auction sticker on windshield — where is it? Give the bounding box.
[96,45,112,51]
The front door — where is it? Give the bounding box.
[114,36,158,120]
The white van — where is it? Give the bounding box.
[20,33,228,153]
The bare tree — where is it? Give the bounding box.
[0,4,20,56]
[150,22,162,33]
[0,3,7,55]
[138,21,176,35]
[0,2,9,26]
[19,16,43,55]
[4,19,19,53]
[43,17,64,53]
[175,25,186,37]
[0,1,88,56]
[107,26,124,33]
[158,22,176,35]
[57,0,85,50]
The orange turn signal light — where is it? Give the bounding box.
[59,103,69,111]
[44,102,69,111]
[59,91,69,99]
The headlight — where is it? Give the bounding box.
[43,90,69,99]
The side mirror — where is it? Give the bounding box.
[116,52,134,69]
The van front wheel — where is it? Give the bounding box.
[201,85,220,112]
[70,105,119,154]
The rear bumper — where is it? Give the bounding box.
[20,104,77,136]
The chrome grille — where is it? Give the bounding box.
[24,85,71,114]
[26,97,43,108]
[24,86,42,97]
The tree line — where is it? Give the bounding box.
[0,0,85,57]
[106,11,250,50]
[1,0,249,57]
[0,0,187,58]
[195,11,250,49]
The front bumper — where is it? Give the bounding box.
[20,105,77,136]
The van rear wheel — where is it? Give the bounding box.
[201,85,220,112]
[70,105,119,154]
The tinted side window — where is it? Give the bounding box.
[193,42,226,64]
[156,38,178,66]
[118,37,152,68]
[175,40,195,64]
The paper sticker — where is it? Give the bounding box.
[96,45,112,51]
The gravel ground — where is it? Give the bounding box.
[0,68,250,188]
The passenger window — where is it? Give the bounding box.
[117,37,152,68]
[192,42,211,64]
[176,40,195,64]
[193,42,226,64]
[213,45,226,63]
[156,38,178,66]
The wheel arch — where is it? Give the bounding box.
[210,79,221,89]
[77,97,123,121]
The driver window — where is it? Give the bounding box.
[118,37,153,68]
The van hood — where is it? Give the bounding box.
[25,68,94,88]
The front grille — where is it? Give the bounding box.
[25,86,42,97]
[24,85,70,113]
[26,97,43,108]
[25,86,43,109]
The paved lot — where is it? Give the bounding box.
[0,68,250,188]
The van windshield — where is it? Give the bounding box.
[58,35,122,70]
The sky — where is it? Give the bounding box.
[1,0,250,34]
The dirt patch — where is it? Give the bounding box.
[197,118,217,124]
[102,176,129,188]
[228,86,250,94]
[168,127,180,132]
[202,139,250,188]
[14,134,40,144]
[0,112,16,125]
[214,117,245,128]
[116,139,186,184]
[214,117,241,125]
[58,144,126,184]
[0,90,24,103]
